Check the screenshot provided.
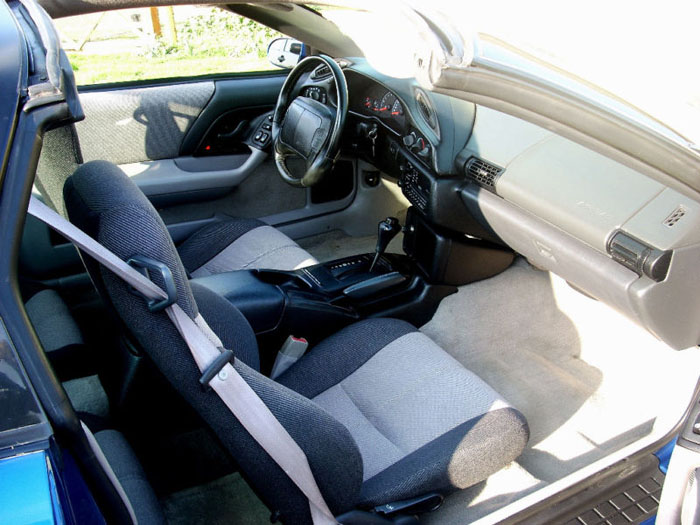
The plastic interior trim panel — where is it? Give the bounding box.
[119,147,267,197]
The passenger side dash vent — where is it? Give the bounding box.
[663,205,686,227]
[464,157,503,191]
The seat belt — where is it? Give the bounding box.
[27,196,338,525]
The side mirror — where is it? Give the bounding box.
[267,37,306,69]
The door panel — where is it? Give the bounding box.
[72,75,356,237]
[76,81,216,165]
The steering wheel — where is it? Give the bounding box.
[272,55,348,187]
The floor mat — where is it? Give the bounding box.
[420,258,700,524]
[162,472,270,525]
[62,375,110,419]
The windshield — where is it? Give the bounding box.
[314,1,700,145]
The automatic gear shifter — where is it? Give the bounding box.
[369,217,401,272]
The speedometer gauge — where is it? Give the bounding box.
[379,92,397,115]
[391,99,403,117]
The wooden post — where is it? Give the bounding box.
[76,12,106,51]
[150,7,162,38]
[166,6,177,45]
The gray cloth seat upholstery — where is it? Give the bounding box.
[92,429,166,525]
[277,318,529,507]
[62,160,529,524]
[177,219,318,276]
[25,289,86,379]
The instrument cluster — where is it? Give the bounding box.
[352,85,407,133]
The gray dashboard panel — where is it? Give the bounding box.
[474,188,641,322]
[622,188,700,250]
[496,134,664,253]
[466,105,700,349]
[465,106,550,167]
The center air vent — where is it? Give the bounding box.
[464,157,503,191]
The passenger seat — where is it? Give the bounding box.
[83,424,166,524]
[24,290,165,523]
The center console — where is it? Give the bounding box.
[190,249,455,372]
[191,207,516,373]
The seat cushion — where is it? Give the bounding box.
[25,289,87,379]
[278,318,529,507]
[178,220,318,276]
[94,429,166,525]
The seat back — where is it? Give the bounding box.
[63,161,363,523]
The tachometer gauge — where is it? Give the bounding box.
[379,92,397,115]
[391,99,404,118]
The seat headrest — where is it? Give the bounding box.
[63,160,197,318]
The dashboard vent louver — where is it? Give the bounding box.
[464,157,503,190]
[415,89,438,133]
[312,65,331,79]
[311,60,350,80]
[663,205,686,227]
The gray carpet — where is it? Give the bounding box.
[62,375,110,418]
[162,472,270,525]
[420,258,700,524]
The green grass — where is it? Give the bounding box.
[68,51,276,85]
[57,6,282,86]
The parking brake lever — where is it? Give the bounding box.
[369,217,401,272]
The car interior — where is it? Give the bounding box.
[14,2,700,524]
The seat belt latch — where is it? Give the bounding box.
[199,348,235,391]
[126,255,178,312]
[270,336,308,379]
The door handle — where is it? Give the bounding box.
[217,120,248,142]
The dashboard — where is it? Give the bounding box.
[295,58,700,351]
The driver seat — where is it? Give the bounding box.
[176,218,318,276]
[32,126,317,275]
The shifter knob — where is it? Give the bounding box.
[370,217,401,272]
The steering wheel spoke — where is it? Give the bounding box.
[272,55,348,188]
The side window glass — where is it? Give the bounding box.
[54,6,284,86]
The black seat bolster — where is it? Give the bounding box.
[94,429,166,525]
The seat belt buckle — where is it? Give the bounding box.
[270,336,308,379]
[126,255,178,312]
